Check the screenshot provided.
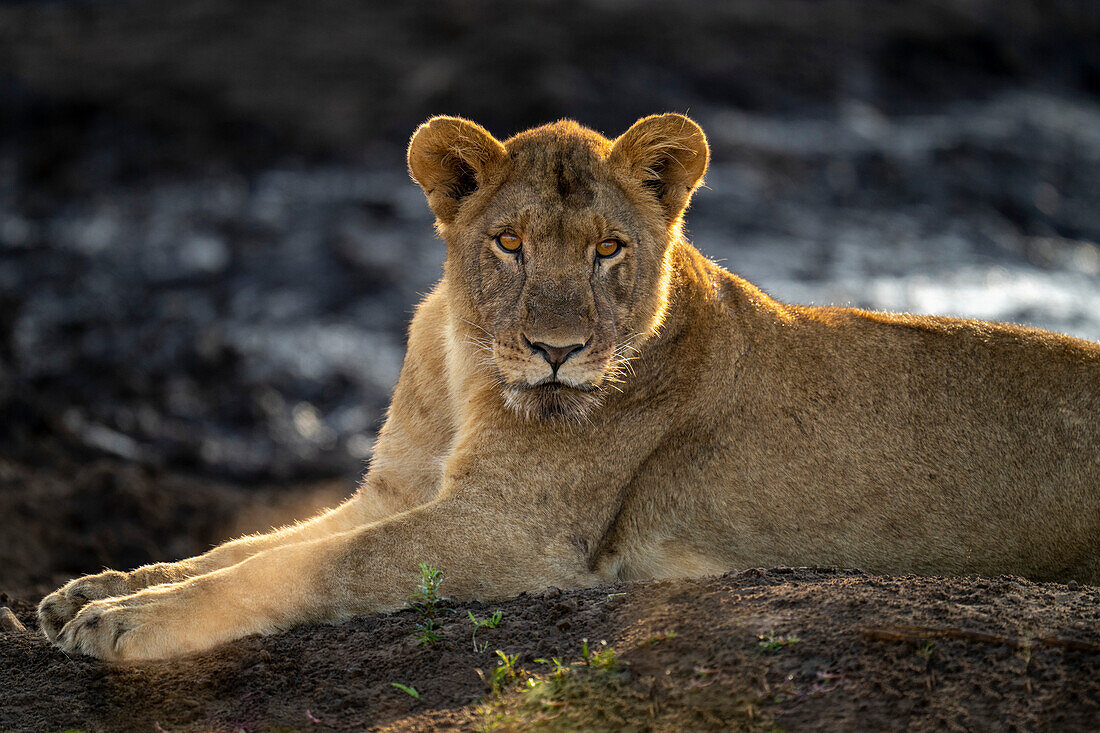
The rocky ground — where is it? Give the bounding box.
[1,0,1098,730]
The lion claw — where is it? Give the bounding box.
[38,569,130,641]
[56,600,136,660]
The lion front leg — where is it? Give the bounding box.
[54,497,599,661]
[55,541,325,661]
[38,556,229,641]
[39,493,379,642]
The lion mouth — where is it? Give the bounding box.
[527,376,598,392]
[502,379,603,421]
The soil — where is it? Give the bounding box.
[1,456,1099,732]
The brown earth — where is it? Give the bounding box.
[1,456,1098,732]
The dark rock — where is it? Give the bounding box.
[0,607,26,633]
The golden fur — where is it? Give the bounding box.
[40,114,1099,661]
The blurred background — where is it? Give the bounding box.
[1,0,1098,595]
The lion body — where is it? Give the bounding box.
[39,114,1099,661]
[378,243,1099,586]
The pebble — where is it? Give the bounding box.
[0,607,27,632]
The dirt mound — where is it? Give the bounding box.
[2,568,1097,731]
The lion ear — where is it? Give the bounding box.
[609,113,709,223]
[407,116,507,224]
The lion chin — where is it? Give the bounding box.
[502,381,604,422]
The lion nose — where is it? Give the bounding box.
[524,337,586,370]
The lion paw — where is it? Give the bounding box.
[38,569,131,641]
[53,581,232,661]
[55,595,153,661]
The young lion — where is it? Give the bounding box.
[40,114,1099,661]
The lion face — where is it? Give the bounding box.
[408,114,708,420]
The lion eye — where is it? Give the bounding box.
[497,231,523,253]
[596,239,622,258]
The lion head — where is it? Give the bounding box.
[407,113,709,420]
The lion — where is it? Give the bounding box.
[39,113,1100,661]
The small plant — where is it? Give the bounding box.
[469,610,504,651]
[409,563,449,646]
[758,632,800,652]
[478,642,626,730]
[533,656,567,677]
[481,650,533,696]
[580,638,618,669]
[390,682,422,700]
[916,641,935,660]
